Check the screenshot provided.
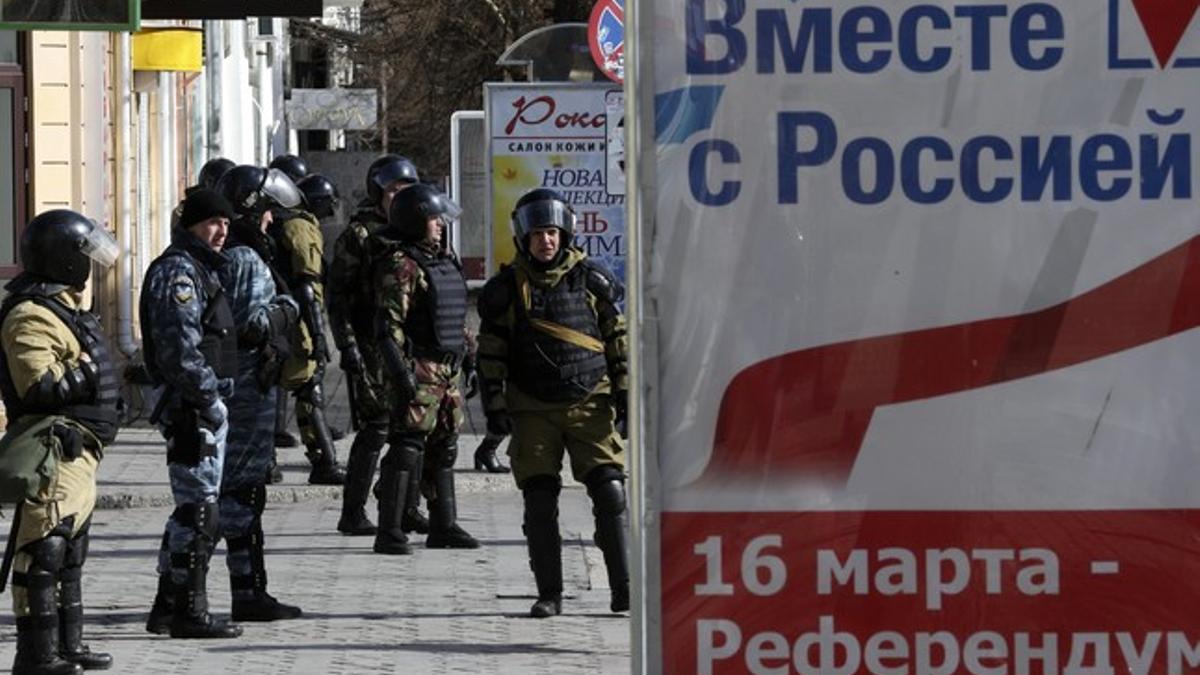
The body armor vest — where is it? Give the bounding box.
[0,292,121,444]
[347,216,385,343]
[511,264,608,403]
[400,245,468,360]
[142,250,238,383]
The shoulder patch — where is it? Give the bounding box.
[171,275,195,304]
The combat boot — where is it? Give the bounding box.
[426,466,480,549]
[473,434,510,473]
[144,575,175,635]
[13,537,81,675]
[338,426,383,535]
[523,479,563,618]
[587,470,631,613]
[373,445,417,555]
[58,530,112,670]
[304,405,346,485]
[230,520,302,622]
[169,534,241,639]
[400,453,428,534]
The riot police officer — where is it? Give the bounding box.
[327,155,428,537]
[369,184,480,554]
[197,158,235,192]
[477,188,629,618]
[269,154,309,183]
[0,210,120,673]
[217,165,345,486]
[141,190,242,639]
[297,174,339,222]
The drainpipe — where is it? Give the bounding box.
[115,33,139,357]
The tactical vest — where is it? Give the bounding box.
[0,294,121,444]
[511,264,608,403]
[400,245,468,360]
[141,250,238,383]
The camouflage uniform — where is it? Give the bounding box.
[0,277,120,672]
[328,206,422,535]
[369,231,477,553]
[477,247,629,615]
[270,208,344,484]
[215,245,302,620]
[140,228,241,638]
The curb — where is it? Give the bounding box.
[92,468,563,510]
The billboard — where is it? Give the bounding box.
[632,0,1200,672]
[0,0,137,30]
[285,88,378,131]
[485,82,625,281]
[141,0,321,19]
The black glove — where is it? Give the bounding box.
[52,423,83,461]
[613,392,628,440]
[486,410,513,437]
[462,355,479,400]
[340,343,364,375]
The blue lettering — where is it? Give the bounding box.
[839,6,892,74]
[1010,4,1064,71]
[1141,133,1192,199]
[898,5,953,73]
[1079,134,1132,201]
[953,5,1007,71]
[686,0,747,75]
[778,111,838,204]
[1020,136,1072,201]
[689,140,742,206]
[961,135,1014,202]
[843,137,895,204]
[901,136,955,203]
[756,8,833,74]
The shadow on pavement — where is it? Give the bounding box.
[204,640,594,656]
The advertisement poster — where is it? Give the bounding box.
[635,0,1200,672]
[485,82,625,281]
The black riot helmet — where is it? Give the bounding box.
[197,157,235,191]
[215,165,304,219]
[20,210,119,289]
[366,154,419,206]
[269,154,310,182]
[511,188,575,256]
[387,183,461,243]
[297,174,340,219]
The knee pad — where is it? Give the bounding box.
[22,534,69,575]
[296,380,325,408]
[426,435,459,469]
[232,484,267,516]
[384,436,424,471]
[173,501,220,544]
[522,475,562,526]
[584,466,627,517]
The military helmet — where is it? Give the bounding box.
[215,165,304,218]
[297,174,340,219]
[387,183,461,242]
[20,210,119,288]
[366,154,419,205]
[268,154,310,182]
[197,157,235,191]
[511,188,575,255]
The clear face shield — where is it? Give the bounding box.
[261,168,304,209]
[81,221,119,268]
[511,200,575,242]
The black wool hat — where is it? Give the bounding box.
[179,189,234,229]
